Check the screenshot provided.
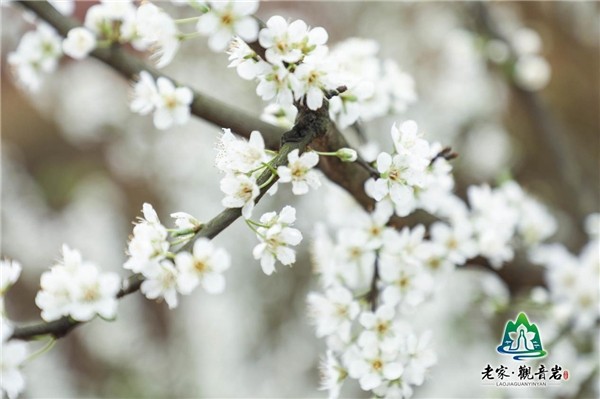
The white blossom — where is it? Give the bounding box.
[277,149,321,195]
[255,63,294,106]
[175,238,231,294]
[139,260,180,309]
[227,37,268,80]
[365,122,430,217]
[130,72,193,130]
[130,71,159,115]
[220,173,260,219]
[215,129,270,174]
[290,50,335,110]
[307,285,359,341]
[345,336,404,391]
[401,330,437,386]
[153,77,193,129]
[258,16,328,64]
[124,203,170,275]
[252,206,302,275]
[170,212,201,231]
[196,0,259,52]
[62,27,97,60]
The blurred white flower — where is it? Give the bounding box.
[8,24,62,91]
[358,305,398,344]
[83,0,137,40]
[319,350,346,399]
[277,149,321,195]
[62,27,96,59]
[345,337,404,391]
[328,80,374,129]
[252,206,302,275]
[175,238,231,294]
[584,212,599,239]
[514,55,551,91]
[35,245,120,322]
[1,320,28,399]
[401,330,437,386]
[67,263,120,321]
[196,0,259,51]
[135,3,180,68]
[334,228,377,290]
[307,285,359,341]
[0,260,22,295]
[429,221,478,265]
[130,70,159,115]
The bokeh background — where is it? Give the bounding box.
[1,1,598,398]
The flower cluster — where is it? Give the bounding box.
[529,213,599,331]
[466,181,557,268]
[124,203,230,309]
[8,23,62,91]
[308,118,562,397]
[365,121,435,217]
[309,206,443,396]
[226,15,339,112]
[227,33,416,129]
[130,71,193,130]
[216,129,272,219]
[35,245,120,322]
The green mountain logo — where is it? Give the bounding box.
[497,312,547,361]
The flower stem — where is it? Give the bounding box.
[25,338,56,363]
[175,16,201,24]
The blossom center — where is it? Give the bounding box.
[371,359,383,371]
[82,284,100,302]
[194,259,208,273]
[221,13,233,26]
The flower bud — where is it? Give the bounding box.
[336,148,358,162]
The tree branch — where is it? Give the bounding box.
[10,102,332,342]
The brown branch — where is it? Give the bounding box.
[10,102,332,342]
